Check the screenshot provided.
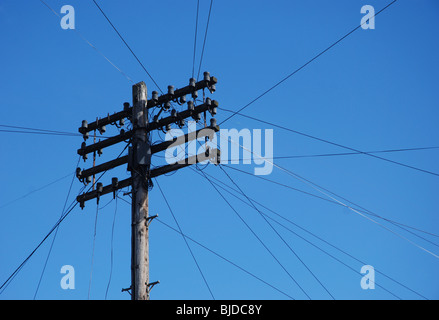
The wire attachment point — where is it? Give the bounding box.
[145,214,158,227]
[146,280,160,293]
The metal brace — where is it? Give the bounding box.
[123,191,132,199]
[145,214,158,227]
[146,280,160,293]
[131,214,158,227]
[121,286,132,296]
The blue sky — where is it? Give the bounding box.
[0,0,438,300]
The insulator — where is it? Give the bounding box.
[112,177,119,189]
[152,91,159,102]
[178,118,185,128]
[187,101,194,112]
[189,78,196,88]
[83,131,89,141]
[210,118,217,128]
[85,175,92,184]
[119,118,125,127]
[168,85,174,96]
[192,90,198,99]
[192,112,201,121]
[210,76,218,85]
[179,95,186,104]
[96,182,104,204]
[203,71,210,82]
[81,141,87,158]
[164,101,171,110]
[123,102,130,112]
[216,149,221,165]
[98,125,106,134]
[206,98,216,115]
[98,148,103,156]
[166,123,172,132]
[81,120,88,130]
[112,177,119,199]
[171,109,177,118]
[76,167,82,180]
[209,84,216,93]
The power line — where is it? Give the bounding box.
[279,165,439,259]
[32,0,433,300]
[218,165,335,300]
[219,107,439,177]
[192,0,200,79]
[196,168,303,299]
[0,171,73,210]
[0,124,107,139]
[119,195,295,298]
[215,127,439,261]
[0,199,79,294]
[0,143,130,294]
[105,195,118,300]
[33,156,81,299]
[5,118,437,179]
[224,132,439,259]
[154,218,295,300]
[91,0,163,93]
[88,203,100,300]
[219,0,398,125]
[0,124,80,136]
[155,178,215,300]
[202,130,349,299]
[117,195,296,300]
[259,205,426,300]
[0,129,79,137]
[215,183,399,299]
[195,168,426,300]
[196,0,214,81]
[0,124,111,139]
[0,128,110,141]
[230,147,439,162]
[39,0,134,83]
[222,164,439,241]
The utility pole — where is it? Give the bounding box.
[130,82,150,300]
[75,73,219,300]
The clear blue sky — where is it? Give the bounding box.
[0,0,438,300]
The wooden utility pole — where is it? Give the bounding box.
[75,73,219,300]
[130,82,150,300]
